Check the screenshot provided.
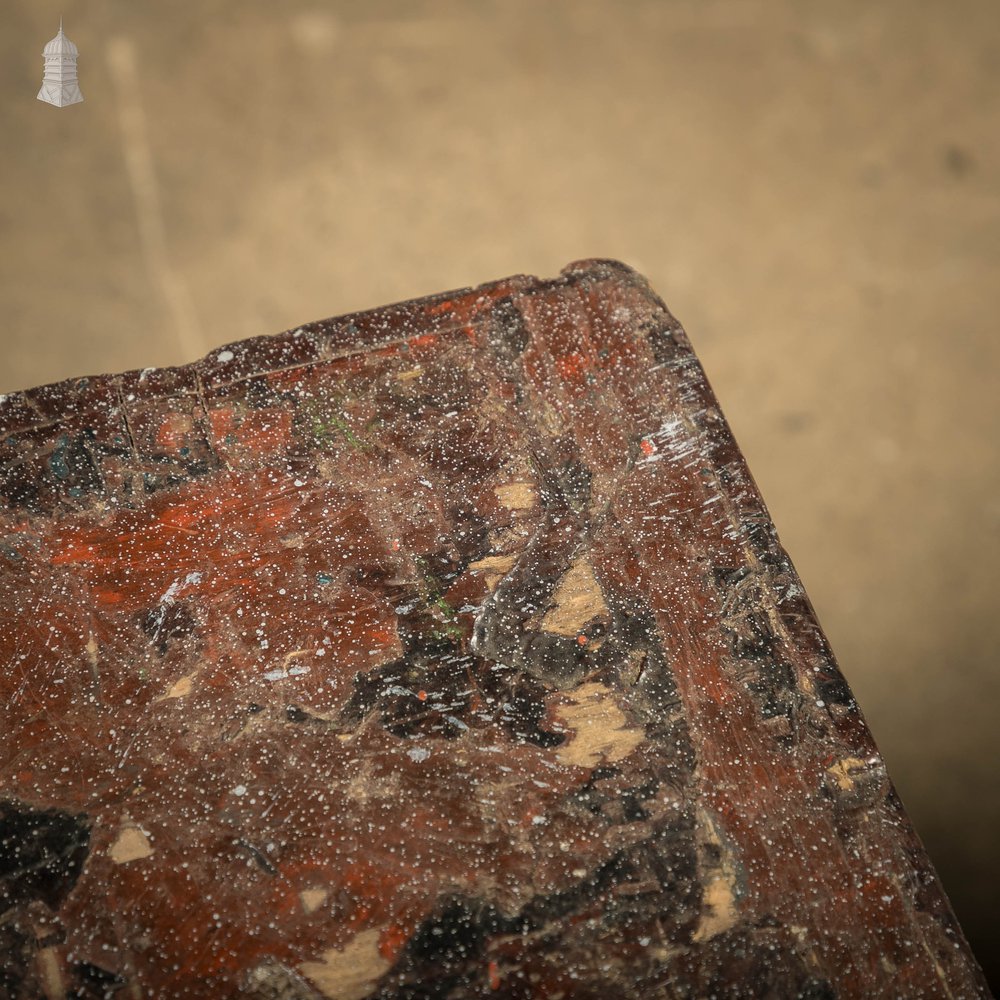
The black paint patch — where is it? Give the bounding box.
[479,664,565,749]
[814,669,856,711]
[68,962,127,999]
[487,297,531,364]
[0,799,91,912]
[343,620,566,747]
[643,316,687,366]
[0,919,33,999]
[407,898,497,967]
[0,462,42,511]
[382,811,702,997]
[341,639,477,741]
[668,926,836,1000]
[139,601,197,654]
[380,898,506,1000]
[711,565,803,740]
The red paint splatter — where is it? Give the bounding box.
[379,923,410,963]
[639,437,656,456]
[555,351,590,381]
[367,627,397,646]
[408,334,437,349]
[488,960,501,990]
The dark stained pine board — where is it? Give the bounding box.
[0,261,989,998]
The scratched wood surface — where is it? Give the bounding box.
[0,261,988,999]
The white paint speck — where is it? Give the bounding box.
[263,664,311,681]
[217,350,234,363]
[160,571,202,606]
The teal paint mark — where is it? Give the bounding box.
[49,434,71,480]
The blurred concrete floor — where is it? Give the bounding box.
[2,0,998,985]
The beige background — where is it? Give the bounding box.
[2,0,998,985]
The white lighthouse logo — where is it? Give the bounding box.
[37,19,83,108]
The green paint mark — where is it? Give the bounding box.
[433,595,457,619]
[410,556,466,642]
[326,412,364,450]
[430,623,463,642]
[302,398,366,451]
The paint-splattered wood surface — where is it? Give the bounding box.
[0,261,988,999]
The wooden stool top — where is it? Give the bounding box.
[0,261,988,998]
